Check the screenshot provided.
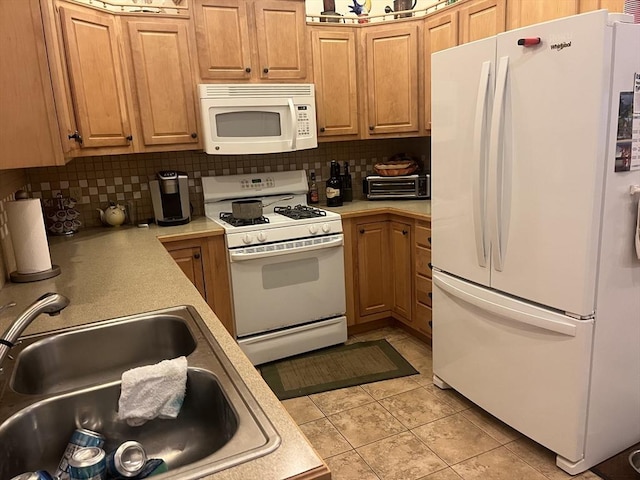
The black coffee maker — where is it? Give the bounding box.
[150,171,191,226]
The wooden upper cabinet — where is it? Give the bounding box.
[424,8,459,130]
[459,0,506,44]
[506,0,579,29]
[193,0,308,81]
[0,0,64,169]
[311,27,359,138]
[125,19,199,147]
[254,0,308,80]
[58,6,133,150]
[193,0,253,80]
[364,23,421,137]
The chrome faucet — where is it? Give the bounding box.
[0,292,70,367]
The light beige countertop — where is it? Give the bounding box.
[0,200,429,479]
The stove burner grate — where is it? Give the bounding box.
[274,204,327,220]
[219,212,270,227]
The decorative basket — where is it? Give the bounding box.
[373,160,418,177]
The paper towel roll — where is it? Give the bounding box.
[6,198,53,274]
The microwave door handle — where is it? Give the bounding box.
[288,98,297,150]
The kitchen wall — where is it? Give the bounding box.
[0,137,429,282]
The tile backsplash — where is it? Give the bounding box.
[26,138,430,228]
[0,137,429,283]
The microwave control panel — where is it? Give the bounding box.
[296,105,312,137]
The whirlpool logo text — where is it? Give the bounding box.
[550,41,572,51]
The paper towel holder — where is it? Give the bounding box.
[9,190,61,283]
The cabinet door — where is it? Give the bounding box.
[578,0,624,12]
[126,19,199,147]
[58,6,132,149]
[424,9,459,130]
[0,0,64,169]
[390,221,412,323]
[459,0,506,44]
[356,221,391,318]
[168,246,207,299]
[311,27,359,138]
[254,0,308,80]
[364,23,420,136]
[192,0,253,80]
[506,0,579,30]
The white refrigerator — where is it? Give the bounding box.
[431,10,640,475]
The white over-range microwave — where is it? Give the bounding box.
[198,84,318,155]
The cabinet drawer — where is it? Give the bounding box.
[416,246,432,278]
[416,275,432,307]
[415,223,431,248]
[415,301,432,335]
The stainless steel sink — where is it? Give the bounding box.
[11,314,197,395]
[0,306,280,480]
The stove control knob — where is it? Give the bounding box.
[257,231,267,242]
[309,224,319,235]
[243,233,253,244]
[322,223,331,233]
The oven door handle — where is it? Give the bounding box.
[230,235,344,262]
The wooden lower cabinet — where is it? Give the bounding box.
[414,219,433,339]
[345,214,432,342]
[161,234,234,336]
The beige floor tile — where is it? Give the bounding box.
[387,337,434,375]
[361,376,421,400]
[504,437,593,480]
[324,450,380,480]
[329,402,406,448]
[281,396,324,425]
[412,372,436,387]
[298,417,352,459]
[379,387,458,429]
[576,472,603,479]
[355,326,410,343]
[451,446,548,480]
[423,383,475,412]
[412,413,501,465]
[310,385,375,416]
[460,407,521,444]
[357,431,448,480]
[418,468,464,480]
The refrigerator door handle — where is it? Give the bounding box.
[433,273,577,337]
[472,61,492,268]
[489,56,509,272]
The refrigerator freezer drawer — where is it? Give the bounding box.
[432,271,594,462]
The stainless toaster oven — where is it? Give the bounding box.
[363,173,430,199]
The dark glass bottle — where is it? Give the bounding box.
[326,160,343,207]
[342,161,353,202]
[308,170,319,204]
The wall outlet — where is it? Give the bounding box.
[69,187,82,200]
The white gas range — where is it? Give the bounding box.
[202,170,347,365]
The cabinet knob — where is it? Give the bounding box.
[428,262,433,269]
[402,230,408,235]
[428,320,433,329]
[263,67,269,74]
[359,229,365,234]
[191,132,197,139]
[126,135,133,141]
[194,253,201,260]
[68,131,83,144]
[319,127,325,133]
[369,125,374,131]
[428,237,431,244]
[245,67,251,73]
[428,292,432,299]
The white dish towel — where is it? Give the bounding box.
[118,356,188,427]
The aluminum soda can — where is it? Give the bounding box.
[105,441,147,478]
[68,446,106,480]
[55,428,105,480]
[10,472,54,480]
